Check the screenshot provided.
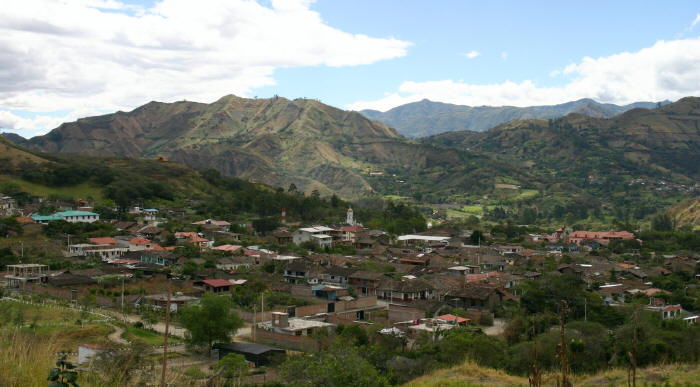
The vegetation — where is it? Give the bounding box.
[179,293,244,353]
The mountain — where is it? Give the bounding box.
[0,132,29,146]
[425,97,700,187]
[27,95,511,198]
[361,98,670,137]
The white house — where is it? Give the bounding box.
[54,210,100,223]
[397,234,451,246]
[292,226,334,248]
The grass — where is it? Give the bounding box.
[403,361,700,387]
[122,325,182,346]
[0,175,103,201]
[516,189,538,200]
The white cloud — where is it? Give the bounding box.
[692,13,700,28]
[0,109,103,137]
[462,50,480,59]
[349,38,700,111]
[500,51,508,60]
[0,0,410,134]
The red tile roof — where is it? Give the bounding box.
[129,237,152,245]
[213,244,242,252]
[436,314,470,323]
[89,237,118,245]
[201,279,232,288]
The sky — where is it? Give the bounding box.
[1,0,700,137]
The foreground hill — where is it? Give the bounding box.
[24,95,530,198]
[405,361,700,387]
[426,97,700,184]
[361,98,667,137]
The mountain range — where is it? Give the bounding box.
[16,95,492,198]
[2,95,698,212]
[361,98,670,137]
[424,97,700,183]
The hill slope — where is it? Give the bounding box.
[24,95,529,199]
[361,98,667,137]
[425,97,700,184]
[405,361,700,387]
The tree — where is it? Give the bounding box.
[651,213,674,232]
[0,218,22,237]
[252,217,280,235]
[47,355,79,387]
[214,353,248,385]
[279,344,389,387]
[179,293,243,353]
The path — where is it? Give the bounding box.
[107,323,129,345]
[483,318,506,336]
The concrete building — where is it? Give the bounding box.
[292,226,334,248]
[4,264,48,286]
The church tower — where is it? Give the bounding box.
[346,207,355,226]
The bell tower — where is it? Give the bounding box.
[346,207,355,226]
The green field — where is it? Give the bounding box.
[122,325,182,346]
[0,176,103,201]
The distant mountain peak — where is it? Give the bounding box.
[360,98,674,137]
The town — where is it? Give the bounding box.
[1,190,699,386]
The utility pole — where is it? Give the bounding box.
[160,282,171,387]
[557,301,570,387]
[120,272,125,320]
[253,305,256,343]
[19,241,24,263]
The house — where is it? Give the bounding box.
[397,234,451,246]
[435,314,471,326]
[348,271,385,296]
[66,243,128,261]
[215,256,251,271]
[259,312,335,336]
[192,219,231,232]
[51,210,100,223]
[292,226,334,248]
[568,230,636,246]
[142,208,159,222]
[127,237,156,251]
[0,195,17,217]
[646,304,683,320]
[30,214,63,224]
[339,225,364,242]
[88,237,118,245]
[212,244,243,254]
[495,245,524,255]
[283,262,314,284]
[47,272,97,287]
[197,279,233,293]
[4,264,48,286]
[321,267,357,285]
[272,230,293,245]
[377,278,436,302]
[123,251,182,266]
[447,265,481,276]
[446,285,507,311]
[143,293,198,311]
[311,284,348,301]
[212,342,285,367]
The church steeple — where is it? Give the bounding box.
[346,207,355,226]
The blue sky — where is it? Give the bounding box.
[1,0,699,136]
